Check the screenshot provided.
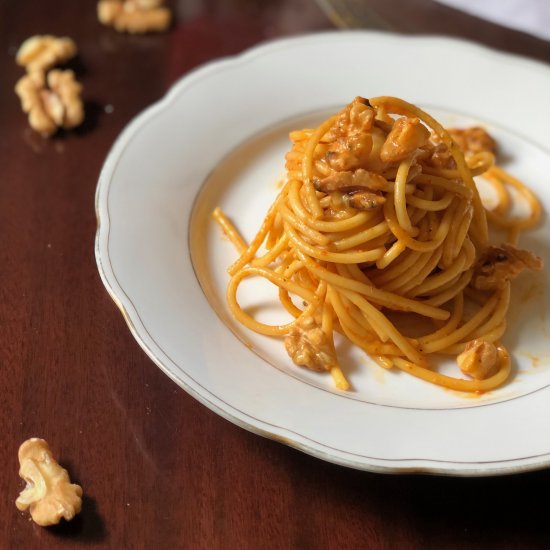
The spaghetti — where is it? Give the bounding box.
[214,96,543,392]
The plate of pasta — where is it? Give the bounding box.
[96,31,550,475]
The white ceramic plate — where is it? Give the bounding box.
[96,31,550,476]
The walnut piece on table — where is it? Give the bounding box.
[15,438,83,527]
[98,0,172,34]
[16,35,77,73]
[15,69,84,137]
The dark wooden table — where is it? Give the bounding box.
[2,1,550,548]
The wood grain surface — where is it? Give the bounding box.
[2,0,550,548]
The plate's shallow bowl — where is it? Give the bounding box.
[96,31,550,475]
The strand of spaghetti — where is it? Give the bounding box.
[484,166,541,229]
[486,207,540,230]
[335,283,382,340]
[392,346,510,392]
[324,211,384,239]
[441,323,507,355]
[340,262,374,285]
[289,129,314,141]
[469,284,510,337]
[295,249,450,320]
[278,290,304,318]
[382,249,440,294]
[442,137,490,247]
[327,288,401,355]
[420,264,464,296]
[423,151,494,179]
[338,287,425,365]
[375,240,407,270]
[394,158,414,233]
[398,248,444,295]
[227,266,318,336]
[251,234,289,268]
[278,202,330,246]
[420,291,500,353]
[212,207,247,253]
[278,259,307,318]
[483,170,510,215]
[228,187,287,275]
[333,291,379,340]
[287,179,370,232]
[375,356,394,369]
[320,299,350,390]
[266,211,283,249]
[464,285,490,306]
[318,195,332,209]
[409,246,469,297]
[419,293,463,344]
[384,194,450,252]
[337,230,389,252]
[333,270,409,350]
[340,290,392,342]
[302,117,336,219]
[472,321,508,342]
[368,176,416,195]
[406,191,454,211]
[411,206,431,236]
[372,248,421,284]
[279,258,305,278]
[287,170,303,180]
[506,227,521,245]
[422,270,472,307]
[314,159,332,177]
[293,269,317,296]
[285,223,386,264]
[336,314,395,356]
[450,204,474,266]
[332,219,389,251]
[465,151,495,176]
[414,174,473,198]
[440,199,468,268]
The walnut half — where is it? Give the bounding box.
[472,243,543,291]
[98,0,172,34]
[15,69,84,137]
[285,315,336,372]
[15,438,83,527]
[448,127,497,156]
[314,169,388,212]
[457,340,498,380]
[380,117,430,163]
[16,35,77,73]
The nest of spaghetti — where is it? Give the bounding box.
[214,96,542,392]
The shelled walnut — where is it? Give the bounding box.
[15,438,83,527]
[15,69,84,137]
[285,315,336,372]
[457,340,498,380]
[98,0,172,34]
[472,243,543,291]
[16,35,77,73]
[448,126,497,156]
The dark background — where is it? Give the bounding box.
[2,0,550,548]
